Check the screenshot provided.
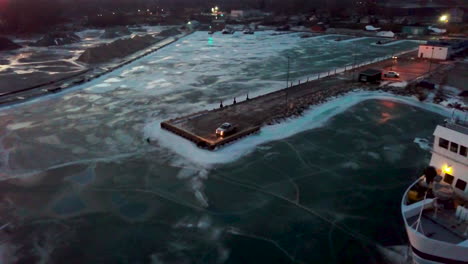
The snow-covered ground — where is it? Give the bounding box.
[0,26,170,76]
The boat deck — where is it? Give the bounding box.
[408,208,467,244]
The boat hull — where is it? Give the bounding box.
[401,180,468,264]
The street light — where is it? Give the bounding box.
[428,47,435,74]
[286,55,290,88]
[285,55,290,108]
[439,14,449,23]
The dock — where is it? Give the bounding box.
[161,51,445,150]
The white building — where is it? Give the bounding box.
[230,10,244,18]
[418,44,450,60]
[230,9,266,19]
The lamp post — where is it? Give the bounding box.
[428,46,435,74]
[286,55,290,108]
[286,55,291,88]
[352,45,357,81]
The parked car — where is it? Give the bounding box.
[384,71,400,78]
[215,123,236,137]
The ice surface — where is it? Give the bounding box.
[414,138,432,151]
[388,81,408,88]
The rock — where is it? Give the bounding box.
[101,26,131,39]
[33,32,80,46]
[0,37,22,51]
[157,28,181,37]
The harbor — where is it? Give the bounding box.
[161,50,445,150]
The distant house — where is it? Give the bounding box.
[419,44,450,60]
[418,40,468,60]
[311,25,326,33]
[230,10,244,18]
[230,9,265,19]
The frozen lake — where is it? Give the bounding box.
[0,31,444,263]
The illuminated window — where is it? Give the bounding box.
[439,138,449,149]
[450,142,458,153]
[460,146,467,157]
[455,179,467,191]
[444,173,454,185]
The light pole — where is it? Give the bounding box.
[352,44,357,81]
[285,55,291,109]
[428,46,435,74]
[286,55,290,88]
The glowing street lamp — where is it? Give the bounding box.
[443,165,452,174]
[439,14,449,23]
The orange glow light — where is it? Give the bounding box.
[443,165,452,174]
[381,100,395,108]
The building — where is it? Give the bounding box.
[418,44,450,60]
[418,39,468,60]
[229,9,266,19]
[230,10,244,18]
[358,69,382,83]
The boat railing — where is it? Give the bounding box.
[444,116,468,135]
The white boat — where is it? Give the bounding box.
[401,118,468,264]
[221,28,234,34]
[243,28,254,34]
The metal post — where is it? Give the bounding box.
[352,44,357,81]
[428,47,435,74]
[286,55,290,88]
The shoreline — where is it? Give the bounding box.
[0,30,194,106]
